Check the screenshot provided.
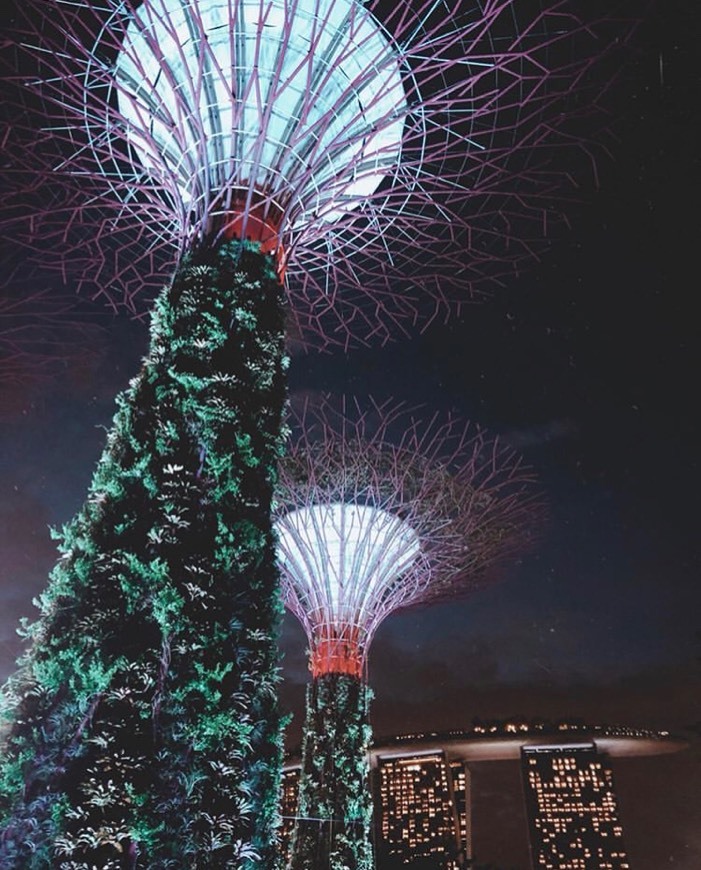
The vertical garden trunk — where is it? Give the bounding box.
[0,241,287,868]
[290,673,374,870]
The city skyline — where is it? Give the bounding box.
[276,4,701,860]
[279,722,687,867]
[2,1,628,863]
[275,397,540,866]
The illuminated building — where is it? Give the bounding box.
[280,768,302,860]
[279,751,472,868]
[275,397,541,868]
[521,744,629,870]
[376,753,469,868]
[280,723,686,868]
[451,762,471,865]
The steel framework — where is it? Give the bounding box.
[275,395,542,868]
[275,396,543,678]
[0,0,636,346]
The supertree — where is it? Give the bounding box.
[274,397,542,869]
[0,0,638,340]
[0,1,636,866]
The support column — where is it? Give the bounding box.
[0,241,288,868]
[290,673,374,870]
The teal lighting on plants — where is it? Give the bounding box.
[0,243,288,867]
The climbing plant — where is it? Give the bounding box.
[290,673,374,870]
[0,241,288,868]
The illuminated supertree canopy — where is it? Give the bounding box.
[274,396,542,868]
[1,0,637,344]
[0,1,636,866]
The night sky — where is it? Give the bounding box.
[1,1,699,868]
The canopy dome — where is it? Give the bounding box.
[114,0,409,238]
[274,397,544,678]
[276,501,423,677]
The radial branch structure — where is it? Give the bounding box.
[275,395,542,678]
[0,0,633,864]
[1,0,639,345]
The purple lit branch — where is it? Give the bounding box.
[1,0,639,346]
[274,396,543,676]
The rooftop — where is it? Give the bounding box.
[285,720,688,768]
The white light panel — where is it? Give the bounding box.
[115,0,407,224]
[275,501,421,628]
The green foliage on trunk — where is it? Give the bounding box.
[0,241,288,868]
[290,674,374,870]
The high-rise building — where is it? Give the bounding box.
[280,723,684,868]
[375,751,469,867]
[450,761,471,866]
[280,768,302,861]
[521,743,629,870]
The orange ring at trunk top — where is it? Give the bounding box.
[310,628,364,680]
[223,194,286,281]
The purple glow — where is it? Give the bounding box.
[1,1,636,345]
[275,397,543,675]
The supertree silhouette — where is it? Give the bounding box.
[274,397,542,868]
[0,1,636,866]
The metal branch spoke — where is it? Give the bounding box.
[0,0,639,346]
[275,396,544,675]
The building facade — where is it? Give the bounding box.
[280,752,470,868]
[280,724,683,868]
[375,751,470,867]
[521,744,629,870]
[280,768,301,861]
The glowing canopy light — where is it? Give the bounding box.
[4,1,635,342]
[275,397,544,679]
[276,502,422,676]
[114,0,408,236]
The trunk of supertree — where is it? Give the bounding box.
[0,241,287,868]
[290,673,374,870]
